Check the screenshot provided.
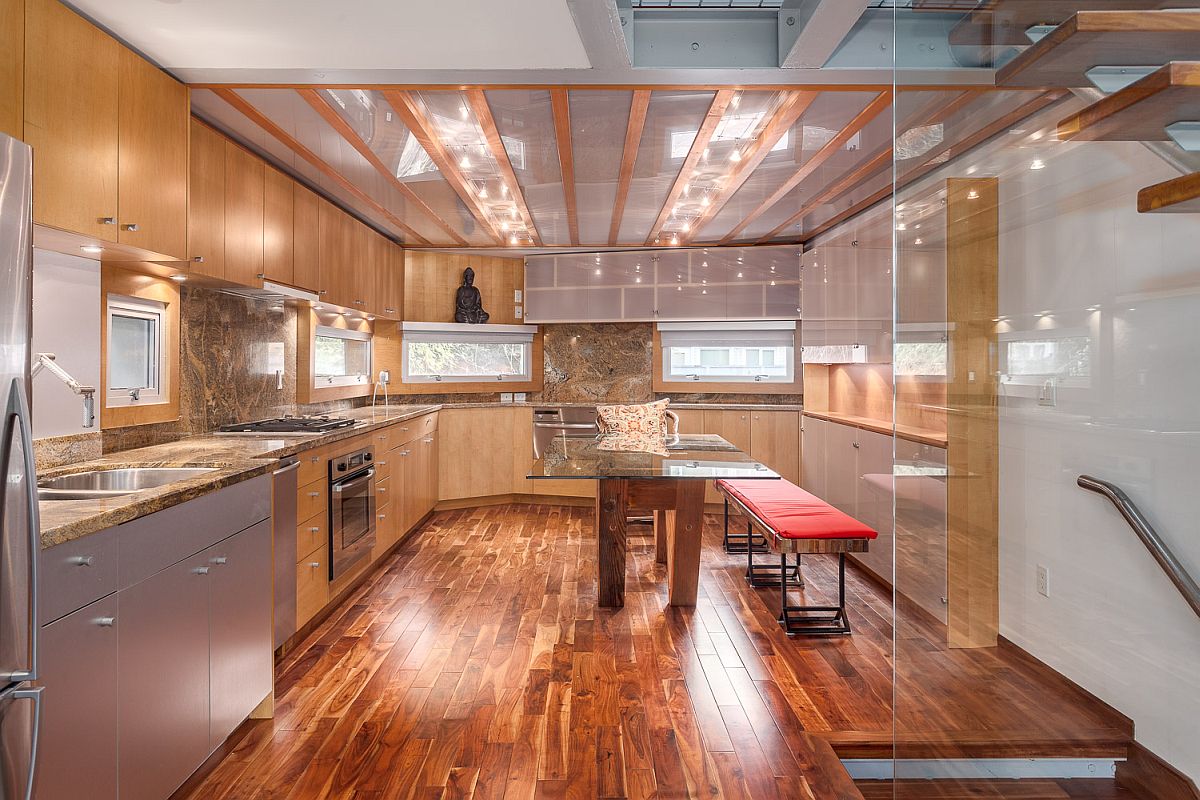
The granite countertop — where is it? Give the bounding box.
[443,401,804,412]
[38,400,798,549]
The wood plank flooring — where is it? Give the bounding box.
[178,503,1134,800]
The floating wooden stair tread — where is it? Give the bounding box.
[996,10,1200,89]
[946,0,1199,48]
[1138,170,1200,213]
[1058,62,1200,142]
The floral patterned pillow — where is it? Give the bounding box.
[596,399,670,436]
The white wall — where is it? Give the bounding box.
[31,250,101,439]
[992,141,1200,780]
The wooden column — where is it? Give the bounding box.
[945,177,1000,649]
[654,509,669,565]
[666,480,706,606]
[596,478,629,608]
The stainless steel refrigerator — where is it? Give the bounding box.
[0,131,42,800]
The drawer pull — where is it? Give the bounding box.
[192,566,210,575]
[71,555,95,567]
[308,561,321,569]
[378,460,388,467]
[95,617,116,627]
[308,491,321,498]
[310,455,320,463]
[309,526,320,533]
[378,513,387,520]
[378,487,387,493]
[211,556,228,565]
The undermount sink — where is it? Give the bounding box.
[38,467,218,501]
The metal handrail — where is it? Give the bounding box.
[1078,475,1200,619]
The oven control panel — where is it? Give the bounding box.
[331,447,374,474]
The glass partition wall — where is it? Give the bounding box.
[886,3,1200,797]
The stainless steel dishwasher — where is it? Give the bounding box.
[271,457,300,647]
[532,406,598,459]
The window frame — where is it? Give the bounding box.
[105,293,167,407]
[652,321,802,395]
[313,325,373,389]
[399,322,537,385]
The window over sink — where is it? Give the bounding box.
[657,321,797,385]
[314,325,372,388]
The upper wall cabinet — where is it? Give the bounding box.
[24,0,187,258]
[292,183,320,292]
[524,246,801,323]
[262,165,295,286]
[223,140,265,287]
[187,119,226,278]
[0,0,23,140]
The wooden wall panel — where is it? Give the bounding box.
[0,0,23,140]
[404,251,523,325]
[944,177,1000,649]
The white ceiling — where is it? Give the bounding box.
[66,0,591,72]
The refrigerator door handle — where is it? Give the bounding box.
[0,685,42,800]
[3,379,40,682]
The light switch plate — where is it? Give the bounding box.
[514,306,523,319]
[500,392,513,404]
[514,289,523,302]
[514,392,526,403]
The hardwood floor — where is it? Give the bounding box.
[179,503,1134,800]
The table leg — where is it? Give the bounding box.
[596,478,629,608]
[666,480,706,606]
[654,510,669,565]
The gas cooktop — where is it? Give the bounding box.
[217,416,357,434]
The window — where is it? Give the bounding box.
[894,325,951,378]
[659,322,796,383]
[400,322,536,384]
[106,295,166,406]
[314,326,372,388]
[1000,330,1092,388]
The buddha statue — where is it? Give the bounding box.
[454,267,489,324]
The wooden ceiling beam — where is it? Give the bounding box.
[609,90,651,246]
[379,89,505,245]
[680,90,819,244]
[753,90,984,243]
[549,88,580,246]
[211,88,433,246]
[717,90,892,245]
[465,88,544,246]
[296,89,468,246]
[644,88,736,246]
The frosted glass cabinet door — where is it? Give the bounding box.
[800,415,828,501]
[854,428,895,583]
[856,246,893,363]
[823,243,859,348]
[824,421,861,517]
[801,249,826,351]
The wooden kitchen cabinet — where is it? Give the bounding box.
[750,409,800,485]
[702,409,752,502]
[0,0,21,140]
[801,414,828,501]
[377,236,404,319]
[23,0,119,240]
[439,407,530,501]
[118,551,213,800]
[116,46,187,258]
[206,519,273,750]
[36,595,119,800]
[263,165,295,285]
[293,182,320,291]
[223,140,265,287]
[318,196,353,307]
[187,118,226,278]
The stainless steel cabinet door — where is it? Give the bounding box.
[800,416,827,502]
[824,420,860,518]
[207,520,272,750]
[35,596,118,800]
[0,683,39,800]
[854,428,895,584]
[118,553,210,800]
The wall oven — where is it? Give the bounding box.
[329,446,376,580]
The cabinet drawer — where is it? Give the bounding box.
[40,526,119,625]
[374,476,392,506]
[298,480,327,522]
[297,446,330,486]
[296,551,330,628]
[296,514,327,564]
[390,412,439,448]
[117,475,271,591]
[373,451,393,484]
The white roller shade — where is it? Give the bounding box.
[401,322,538,345]
[658,321,796,349]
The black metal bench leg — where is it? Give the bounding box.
[747,548,800,588]
[724,508,770,555]
[779,553,851,636]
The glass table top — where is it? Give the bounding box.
[528,433,781,481]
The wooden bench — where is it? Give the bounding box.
[716,478,878,636]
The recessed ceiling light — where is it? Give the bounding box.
[1030,159,1046,170]
[729,149,742,163]
[509,235,518,245]
[914,238,923,245]
[80,245,103,254]
[459,155,471,169]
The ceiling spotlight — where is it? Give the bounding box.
[1030,159,1046,170]
[635,277,642,283]
[914,238,923,245]
[701,196,711,207]
[896,222,907,231]
[459,105,469,119]
[729,149,742,163]
[459,155,471,169]
[479,187,488,199]
[670,235,679,245]
[681,221,690,232]
[500,221,509,231]
[967,189,980,200]
[736,272,743,278]
[502,184,509,197]
[594,268,601,276]
[770,280,776,286]
[701,261,708,267]
[509,234,518,245]
[701,148,710,160]
[80,245,103,254]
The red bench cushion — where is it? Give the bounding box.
[716,479,878,541]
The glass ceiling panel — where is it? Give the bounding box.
[321,89,495,246]
[568,90,634,246]
[233,88,449,245]
[660,90,786,240]
[696,90,880,241]
[741,93,893,241]
[483,90,571,246]
[617,90,717,245]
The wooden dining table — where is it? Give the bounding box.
[529,433,779,608]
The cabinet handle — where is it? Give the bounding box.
[192,255,205,264]
[400,450,410,457]
[95,617,116,627]
[384,307,396,314]
[211,556,228,565]
[71,555,94,567]
[378,487,387,494]
[100,217,117,225]
[310,455,320,463]
[121,223,139,232]
[308,491,321,497]
[378,513,387,520]
[852,442,860,449]
[377,460,388,467]
[310,526,320,533]
[192,566,210,575]
[423,437,433,444]
[308,561,321,569]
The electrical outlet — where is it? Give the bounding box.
[514,392,526,403]
[378,370,390,385]
[1037,565,1050,597]
[513,289,523,302]
[500,392,513,404]
[514,305,523,319]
